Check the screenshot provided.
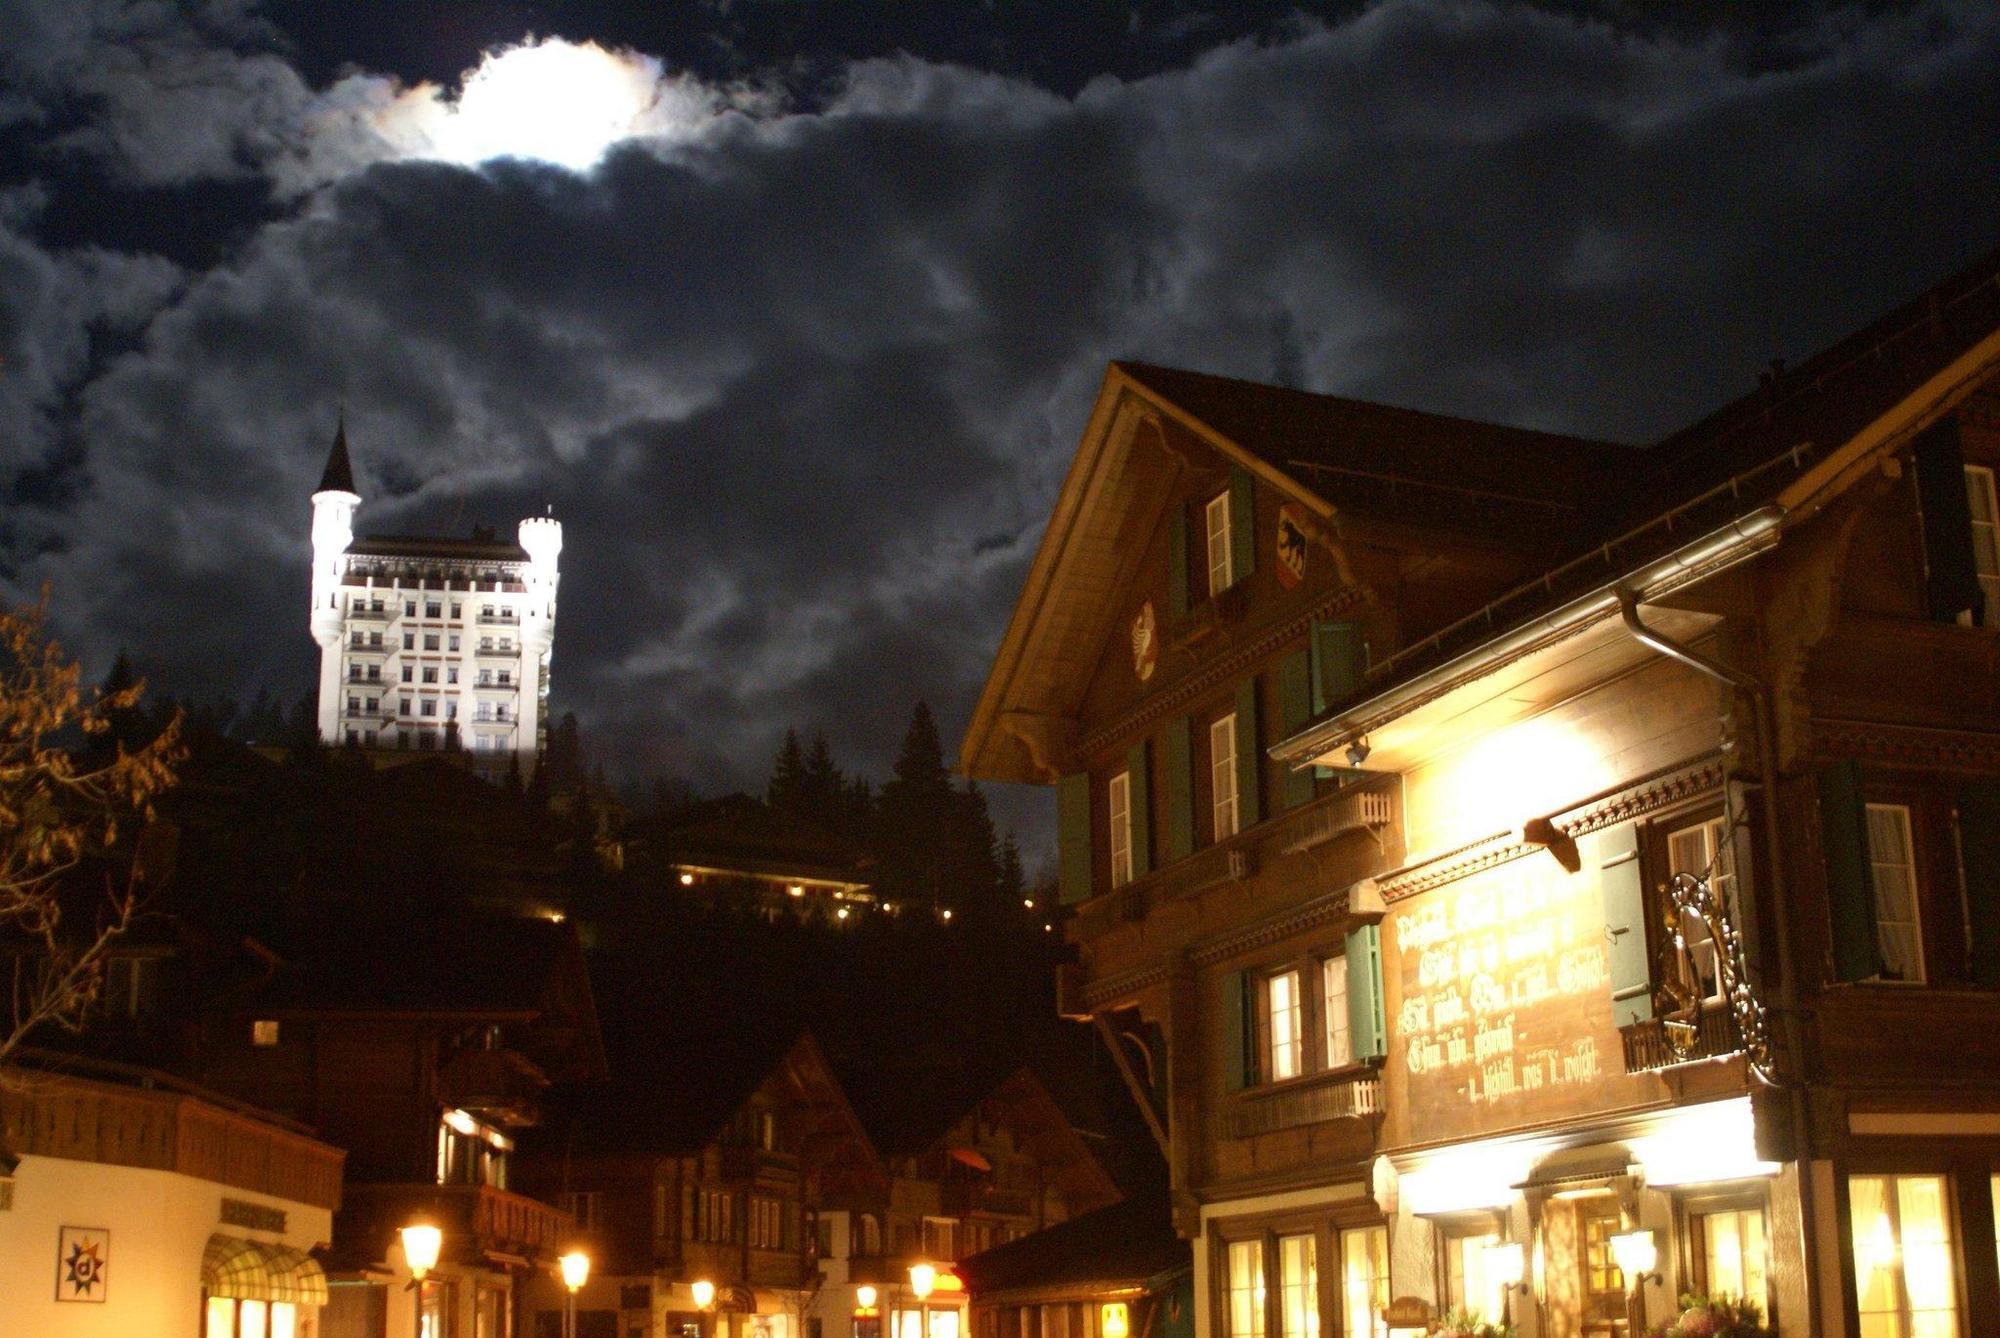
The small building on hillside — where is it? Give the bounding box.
[623,794,876,924]
[0,1051,344,1338]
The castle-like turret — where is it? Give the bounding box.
[306,421,562,771]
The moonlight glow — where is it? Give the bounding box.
[432,39,668,170]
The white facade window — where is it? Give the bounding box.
[404,600,416,616]
[1210,714,1239,840]
[1666,817,1734,1002]
[424,634,440,650]
[476,703,492,722]
[478,669,492,685]
[400,696,412,716]
[1108,771,1133,887]
[498,670,512,685]
[1965,465,2000,627]
[401,666,413,683]
[480,637,494,651]
[1278,1233,1317,1338]
[448,634,460,651]
[422,667,437,684]
[447,668,459,685]
[402,632,414,650]
[1205,492,1234,597]
[1266,969,1302,1080]
[364,697,377,713]
[1225,1239,1265,1338]
[1340,1226,1390,1338]
[420,700,435,717]
[1849,1175,1958,1337]
[1321,955,1350,1067]
[451,603,462,619]
[496,705,509,721]
[1865,803,1924,982]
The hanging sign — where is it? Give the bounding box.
[1131,601,1158,681]
[1275,504,1309,589]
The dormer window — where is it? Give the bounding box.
[1205,492,1234,596]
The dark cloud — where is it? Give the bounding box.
[0,1,1997,866]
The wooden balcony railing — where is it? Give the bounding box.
[341,1182,572,1267]
[1620,1008,1744,1074]
[1224,1069,1384,1140]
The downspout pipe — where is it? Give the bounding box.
[1615,589,1819,1334]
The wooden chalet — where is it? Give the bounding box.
[201,914,604,1338]
[964,249,2000,1336]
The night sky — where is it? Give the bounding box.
[2,1,1996,859]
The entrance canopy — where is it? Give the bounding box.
[202,1234,330,1306]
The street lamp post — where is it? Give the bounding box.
[559,1249,592,1338]
[908,1262,937,1338]
[400,1218,443,1338]
[695,1278,718,1338]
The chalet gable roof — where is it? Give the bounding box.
[962,361,1628,784]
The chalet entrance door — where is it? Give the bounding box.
[1577,1199,1630,1337]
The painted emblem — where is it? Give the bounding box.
[1131,601,1158,682]
[1276,504,1308,589]
[56,1227,108,1303]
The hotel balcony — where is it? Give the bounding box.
[436,1048,547,1129]
[338,1182,572,1269]
[1221,1066,1384,1140]
[1620,1007,1744,1074]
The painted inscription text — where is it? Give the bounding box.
[1395,858,1608,1106]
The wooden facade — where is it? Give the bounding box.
[965,254,2000,1337]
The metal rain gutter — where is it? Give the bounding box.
[1270,504,1788,768]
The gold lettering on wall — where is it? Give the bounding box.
[1395,857,1627,1131]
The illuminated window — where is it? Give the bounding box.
[1865,804,1924,982]
[1991,1175,1999,1279]
[1694,1206,1769,1317]
[1666,816,1733,1001]
[1205,493,1234,597]
[1440,1230,1502,1323]
[1108,772,1133,887]
[1340,1226,1388,1338]
[1265,970,1302,1080]
[1966,465,2000,626]
[1849,1174,1958,1337]
[251,1020,280,1047]
[1277,1234,1317,1338]
[1225,1239,1265,1338]
[1321,956,1350,1068]
[1211,715,1239,840]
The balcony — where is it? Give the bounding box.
[1620,1007,1743,1074]
[717,1145,801,1183]
[437,1049,546,1129]
[339,1182,572,1268]
[477,614,520,626]
[941,1182,1035,1219]
[1222,1067,1383,1139]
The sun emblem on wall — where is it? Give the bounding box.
[55,1226,109,1303]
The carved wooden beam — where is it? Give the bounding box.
[999,709,1077,782]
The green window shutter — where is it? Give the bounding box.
[1345,923,1387,1061]
[1915,420,1983,624]
[1277,648,1315,811]
[1164,716,1194,862]
[1961,781,2000,986]
[1057,772,1094,905]
[1309,620,1367,715]
[1233,677,1261,829]
[1228,466,1256,585]
[1597,821,1654,1027]
[1818,759,1883,983]
[1126,740,1152,879]
[1168,507,1190,619]
[1220,970,1255,1092]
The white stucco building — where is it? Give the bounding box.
[308,420,562,771]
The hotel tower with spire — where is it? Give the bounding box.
[307,419,562,770]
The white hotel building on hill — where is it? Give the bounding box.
[308,421,561,771]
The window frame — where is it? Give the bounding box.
[1211,713,1240,841]
[1243,936,1380,1092]
[1671,1185,1773,1324]
[1843,1170,1963,1338]
[1211,1207,1392,1338]
[1864,800,1927,984]
[1206,492,1235,598]
[1965,463,2000,628]
[1264,968,1304,1082]
[1109,770,1134,888]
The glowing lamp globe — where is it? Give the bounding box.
[693,1280,717,1310]
[1608,1230,1658,1286]
[400,1222,443,1280]
[559,1250,591,1292]
[856,1285,879,1309]
[908,1263,937,1300]
[1100,1304,1130,1338]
